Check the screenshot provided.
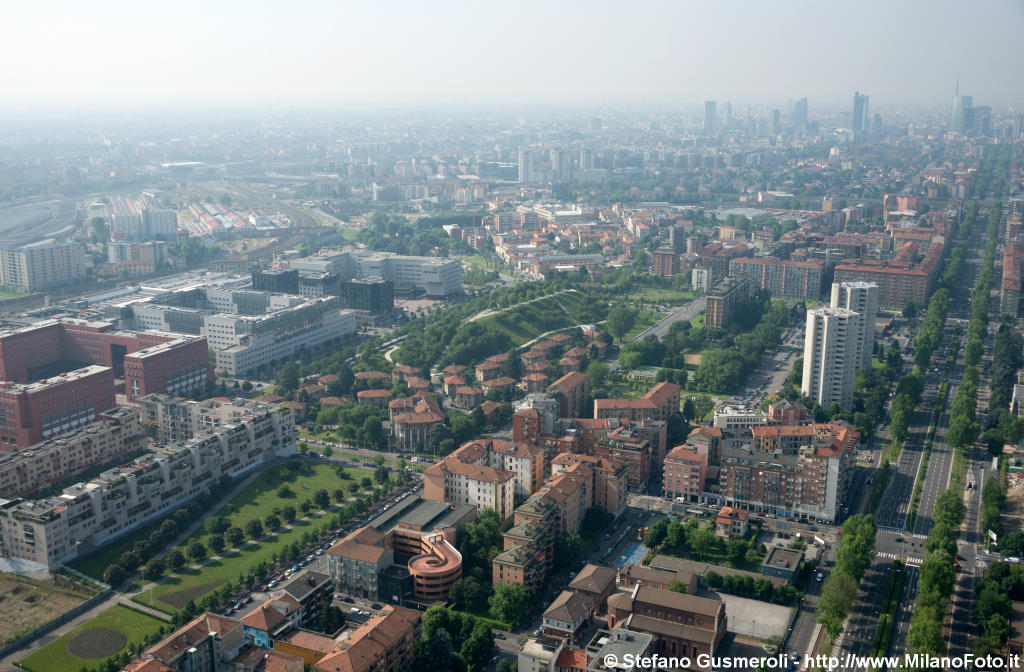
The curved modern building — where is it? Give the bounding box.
[328,497,473,603]
[405,530,462,601]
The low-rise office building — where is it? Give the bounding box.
[290,249,462,299]
[0,318,213,413]
[761,546,802,583]
[0,366,115,449]
[130,287,356,377]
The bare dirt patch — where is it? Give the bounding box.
[0,574,89,643]
[66,628,126,659]
[157,579,226,610]
[1002,474,1024,534]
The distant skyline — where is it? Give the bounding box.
[2,0,1023,110]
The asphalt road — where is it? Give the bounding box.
[841,199,998,663]
[629,296,706,341]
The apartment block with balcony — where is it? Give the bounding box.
[593,382,681,423]
[138,394,296,448]
[422,443,517,520]
[0,407,143,499]
[717,423,857,522]
[662,446,706,503]
[0,403,295,573]
[728,257,822,300]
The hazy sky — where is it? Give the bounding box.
[2,0,1022,110]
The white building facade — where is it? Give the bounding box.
[802,307,861,411]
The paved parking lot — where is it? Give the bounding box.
[710,593,794,640]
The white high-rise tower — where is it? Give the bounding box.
[802,307,861,411]
[830,281,879,370]
[517,149,534,184]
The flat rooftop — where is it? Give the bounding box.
[369,496,475,535]
[0,365,111,394]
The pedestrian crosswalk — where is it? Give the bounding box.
[876,551,922,566]
[877,526,926,539]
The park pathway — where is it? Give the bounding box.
[116,596,172,622]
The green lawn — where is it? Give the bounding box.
[182,462,370,547]
[554,290,596,321]
[137,518,331,612]
[462,255,497,271]
[69,517,170,581]
[622,310,663,341]
[0,288,30,300]
[70,461,369,582]
[477,296,580,346]
[340,227,360,242]
[19,606,162,672]
[134,462,371,611]
[629,287,697,305]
